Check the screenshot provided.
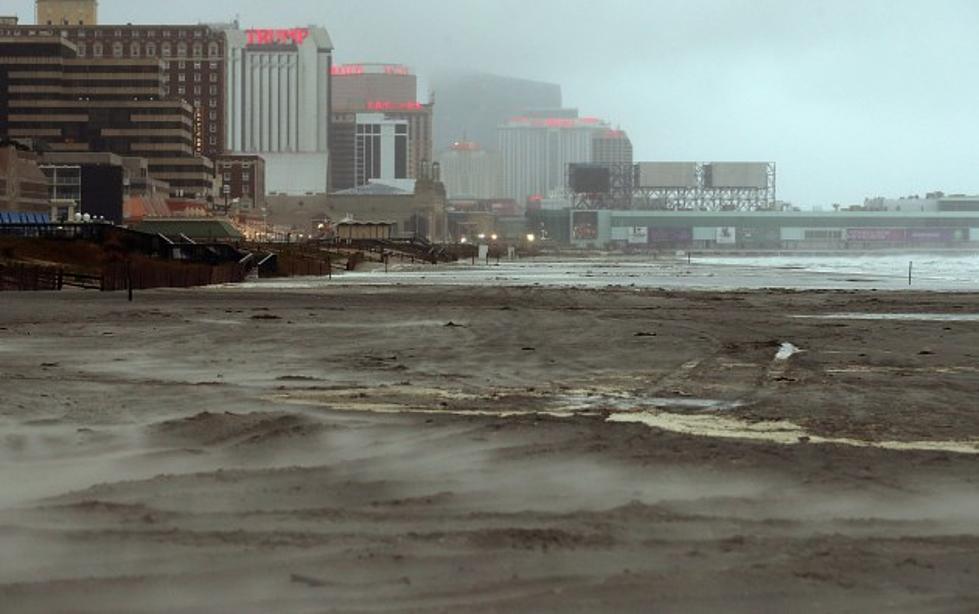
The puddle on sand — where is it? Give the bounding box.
[795,313,979,322]
[271,387,979,456]
[607,411,979,455]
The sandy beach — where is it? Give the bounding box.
[2,274,979,612]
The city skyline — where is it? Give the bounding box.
[7,0,979,207]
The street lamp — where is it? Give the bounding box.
[526,233,536,243]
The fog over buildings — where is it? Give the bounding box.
[7,0,979,206]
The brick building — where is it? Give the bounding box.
[215,154,266,210]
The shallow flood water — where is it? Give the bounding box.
[233,254,979,292]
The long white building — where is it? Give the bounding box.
[498,114,609,203]
[223,26,333,194]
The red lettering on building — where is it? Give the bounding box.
[366,101,423,111]
[507,116,609,129]
[331,64,365,76]
[331,64,412,77]
[246,28,310,47]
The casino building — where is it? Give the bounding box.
[223,25,334,195]
[330,63,433,191]
[498,111,611,204]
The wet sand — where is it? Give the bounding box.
[1,283,978,613]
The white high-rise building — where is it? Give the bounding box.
[438,141,502,200]
[223,26,333,194]
[498,114,609,203]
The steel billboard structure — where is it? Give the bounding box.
[567,162,634,209]
[568,161,776,211]
[632,161,777,211]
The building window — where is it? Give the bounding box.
[194,73,201,82]
[209,73,217,83]
[130,42,140,57]
[193,61,201,70]
[209,110,217,120]
[76,42,86,56]
[177,42,187,56]
[146,42,156,56]
[223,172,231,181]
[242,185,250,195]
[209,98,217,107]
[178,73,185,82]
[177,86,185,95]
[209,85,217,95]
[192,43,202,57]
[208,43,219,57]
[209,136,217,145]
[92,42,103,57]
[113,42,124,57]
[209,61,218,69]
[163,30,171,38]
[114,29,122,37]
[162,42,171,56]
[242,172,250,180]
[209,124,216,133]
[178,60,186,69]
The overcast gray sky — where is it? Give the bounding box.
[9,0,979,207]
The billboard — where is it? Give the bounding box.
[569,164,611,194]
[627,226,648,244]
[715,227,737,245]
[637,162,698,189]
[846,228,906,241]
[704,163,769,189]
[572,211,599,241]
[649,228,694,243]
[908,229,957,242]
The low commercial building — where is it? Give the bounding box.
[267,176,448,241]
[562,210,979,249]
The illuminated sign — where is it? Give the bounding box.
[508,116,608,129]
[331,64,412,77]
[331,64,364,76]
[246,28,310,47]
[366,101,423,111]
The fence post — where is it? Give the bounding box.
[125,261,133,301]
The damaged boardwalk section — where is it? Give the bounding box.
[1,282,978,612]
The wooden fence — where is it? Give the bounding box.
[1,260,247,292]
